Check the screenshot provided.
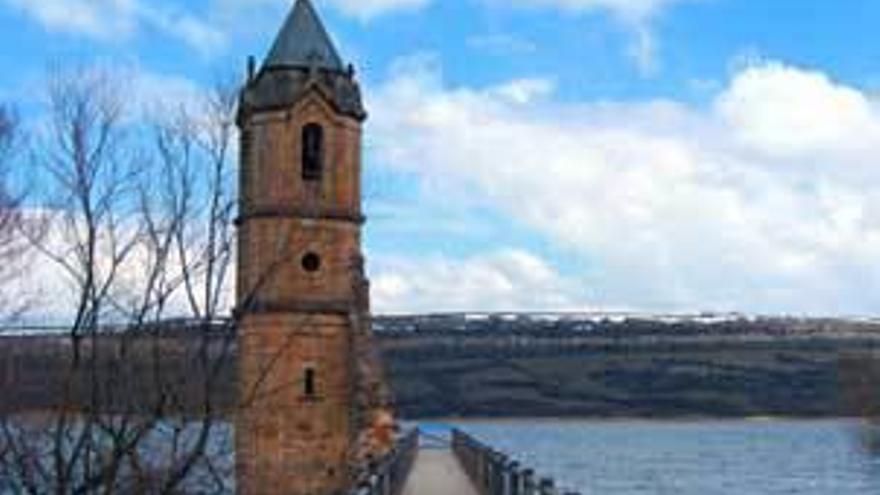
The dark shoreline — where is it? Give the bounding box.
[3,315,880,419]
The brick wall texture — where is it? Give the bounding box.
[236,92,364,495]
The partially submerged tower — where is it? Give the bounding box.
[235,1,385,493]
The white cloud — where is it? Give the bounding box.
[368,59,880,315]
[467,34,538,55]
[716,62,880,158]
[133,70,206,116]
[267,0,681,22]
[1,67,237,325]
[5,210,235,325]
[321,0,430,20]
[12,55,880,316]
[3,0,226,54]
[371,250,590,314]
[216,0,428,22]
[137,4,227,56]
[489,78,556,104]
[500,0,686,21]
[33,65,209,123]
[626,23,658,76]
[491,0,694,75]
[3,0,138,38]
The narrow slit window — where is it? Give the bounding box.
[304,367,317,398]
[302,123,323,181]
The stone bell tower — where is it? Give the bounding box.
[235,0,371,493]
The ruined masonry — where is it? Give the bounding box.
[235,0,391,493]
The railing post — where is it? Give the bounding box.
[498,453,510,495]
[522,469,536,495]
[448,429,575,495]
[382,470,391,495]
[539,478,556,495]
[495,453,508,495]
[352,430,421,495]
[508,461,521,495]
[494,452,504,495]
[486,450,496,495]
[477,449,490,495]
[482,448,491,493]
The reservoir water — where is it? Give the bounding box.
[431,419,880,494]
[4,417,877,493]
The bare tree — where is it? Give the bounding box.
[0,105,17,234]
[0,68,241,494]
[129,79,240,493]
[0,65,396,493]
[0,104,30,322]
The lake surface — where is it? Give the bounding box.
[5,417,878,493]
[426,419,880,495]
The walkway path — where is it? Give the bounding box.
[401,449,480,495]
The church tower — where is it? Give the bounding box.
[235,1,371,493]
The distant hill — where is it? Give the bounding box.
[2,313,880,419]
[377,313,880,418]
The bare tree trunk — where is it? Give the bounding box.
[0,68,241,494]
[0,64,393,494]
[0,105,31,323]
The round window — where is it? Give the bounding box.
[302,252,321,273]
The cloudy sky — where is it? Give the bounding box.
[2,0,880,316]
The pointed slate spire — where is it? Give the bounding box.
[263,0,344,71]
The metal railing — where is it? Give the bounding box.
[348,429,419,495]
[452,429,580,495]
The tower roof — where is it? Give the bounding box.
[263,0,344,72]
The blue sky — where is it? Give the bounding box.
[3,0,880,316]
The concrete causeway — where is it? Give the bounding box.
[401,449,480,495]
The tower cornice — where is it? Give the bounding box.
[239,0,366,124]
[236,207,366,226]
[239,69,367,125]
